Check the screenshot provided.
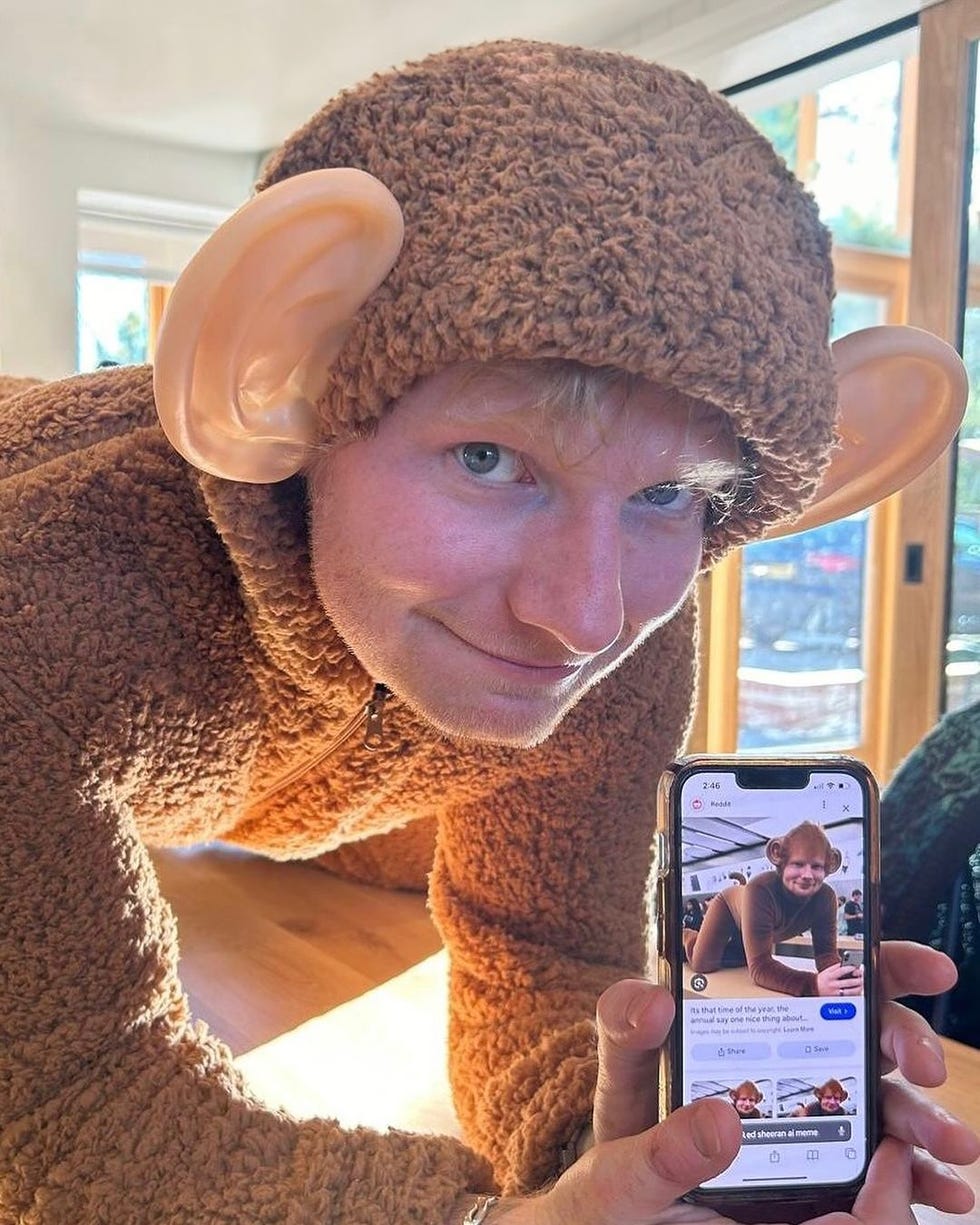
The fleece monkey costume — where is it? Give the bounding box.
[0,39,964,1225]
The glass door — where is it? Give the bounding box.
[693,30,920,766]
[944,53,980,715]
[690,3,978,781]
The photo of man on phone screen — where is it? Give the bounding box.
[682,817,865,999]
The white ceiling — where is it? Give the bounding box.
[0,0,929,155]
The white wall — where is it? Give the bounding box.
[0,114,255,379]
[0,0,943,381]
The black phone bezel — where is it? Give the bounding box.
[656,754,881,1217]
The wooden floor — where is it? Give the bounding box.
[150,842,440,1055]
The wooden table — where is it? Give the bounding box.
[916,1038,980,1224]
[158,850,978,1221]
[236,952,980,1223]
[775,934,864,958]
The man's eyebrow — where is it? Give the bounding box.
[675,456,747,491]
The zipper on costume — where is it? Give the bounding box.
[248,683,391,808]
[363,682,389,748]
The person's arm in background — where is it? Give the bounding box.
[811,884,844,971]
[0,676,491,1224]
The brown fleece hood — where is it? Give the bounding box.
[258,39,837,554]
[203,39,836,697]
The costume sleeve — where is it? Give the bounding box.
[428,599,698,1194]
[0,671,490,1225]
[741,876,819,997]
[0,383,490,1223]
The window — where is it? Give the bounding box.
[691,3,980,779]
[77,271,152,369]
[944,45,980,714]
[76,190,229,372]
[690,24,924,775]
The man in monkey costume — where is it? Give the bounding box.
[1,39,975,1225]
[729,1081,767,1121]
[793,1079,851,1118]
[683,821,861,997]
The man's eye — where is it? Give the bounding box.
[638,482,697,510]
[454,442,523,482]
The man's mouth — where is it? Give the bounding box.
[438,621,592,676]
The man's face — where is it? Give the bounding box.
[308,363,739,747]
[782,854,828,898]
[734,1093,759,1116]
[818,1089,842,1112]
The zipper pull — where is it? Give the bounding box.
[363,683,390,750]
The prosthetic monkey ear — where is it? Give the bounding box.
[763,325,968,539]
[826,847,843,875]
[153,168,404,482]
[765,837,783,867]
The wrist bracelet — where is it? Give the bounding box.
[462,1195,499,1223]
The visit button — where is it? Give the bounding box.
[820,1002,857,1021]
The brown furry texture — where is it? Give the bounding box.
[0,373,41,401]
[260,40,836,559]
[315,819,436,890]
[0,365,697,1216]
[766,821,843,875]
[0,38,843,1223]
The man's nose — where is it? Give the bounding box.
[506,507,626,655]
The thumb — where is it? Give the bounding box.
[541,1099,741,1225]
[594,979,675,1142]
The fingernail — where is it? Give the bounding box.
[917,1036,946,1075]
[692,1109,723,1159]
[625,994,649,1029]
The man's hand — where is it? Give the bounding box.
[492,1132,964,1225]
[582,944,979,1221]
[480,1099,742,1225]
[816,963,864,997]
[468,943,977,1225]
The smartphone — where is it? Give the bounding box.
[656,755,879,1219]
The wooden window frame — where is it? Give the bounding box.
[691,6,974,783]
[147,283,171,362]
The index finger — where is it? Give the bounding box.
[878,941,956,1001]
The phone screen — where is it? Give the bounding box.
[668,760,877,1196]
